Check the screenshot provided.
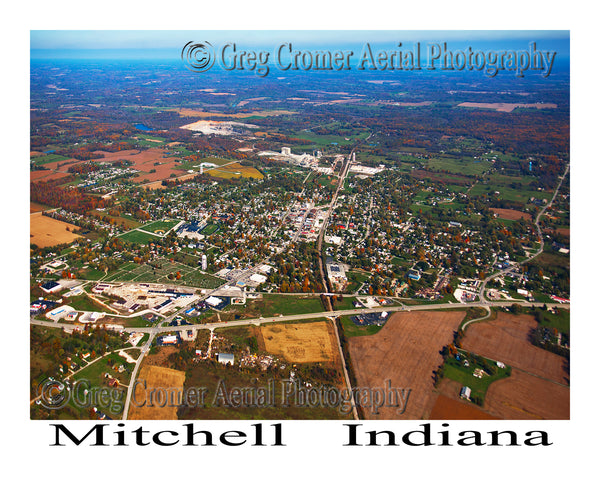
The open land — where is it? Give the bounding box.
[348,310,464,419]
[30,212,82,248]
[460,312,569,419]
[260,321,337,363]
[128,365,186,420]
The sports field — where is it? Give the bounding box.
[102,258,224,289]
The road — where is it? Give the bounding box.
[478,163,570,302]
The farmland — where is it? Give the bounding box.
[205,162,264,180]
[128,365,186,420]
[348,310,464,419]
[459,312,570,419]
[260,321,338,363]
[30,212,82,248]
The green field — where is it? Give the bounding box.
[201,223,220,235]
[140,219,180,234]
[118,229,159,244]
[31,153,71,165]
[427,156,492,176]
[246,294,326,317]
[339,315,383,337]
[442,351,512,405]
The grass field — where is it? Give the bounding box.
[441,353,512,404]
[118,229,159,244]
[339,315,383,337]
[140,219,180,234]
[427,156,492,176]
[250,294,326,317]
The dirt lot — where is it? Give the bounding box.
[461,313,569,385]
[491,208,532,221]
[348,310,464,419]
[30,212,82,247]
[460,312,569,419]
[128,365,186,420]
[260,321,338,363]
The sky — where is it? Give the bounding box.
[30,30,570,60]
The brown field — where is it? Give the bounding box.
[430,392,500,420]
[30,170,73,183]
[30,202,51,213]
[38,158,81,172]
[92,148,184,183]
[491,208,532,221]
[348,310,464,419]
[460,312,569,419]
[260,321,337,363]
[170,108,296,118]
[457,102,558,113]
[128,365,186,420]
[461,313,569,385]
[30,212,82,247]
[484,369,569,419]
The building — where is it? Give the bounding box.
[460,386,471,400]
[217,353,234,365]
[201,254,208,271]
[407,269,421,281]
[40,280,62,294]
[158,334,179,346]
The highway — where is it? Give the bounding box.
[31,298,569,336]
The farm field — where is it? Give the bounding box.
[461,313,569,385]
[348,310,464,419]
[30,170,73,183]
[490,208,532,221]
[484,369,569,419]
[30,212,82,248]
[128,365,186,420]
[91,147,185,184]
[460,312,569,419]
[205,162,264,180]
[429,388,500,420]
[260,321,338,363]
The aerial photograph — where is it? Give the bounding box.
[29,30,570,422]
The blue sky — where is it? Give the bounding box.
[31,30,569,59]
